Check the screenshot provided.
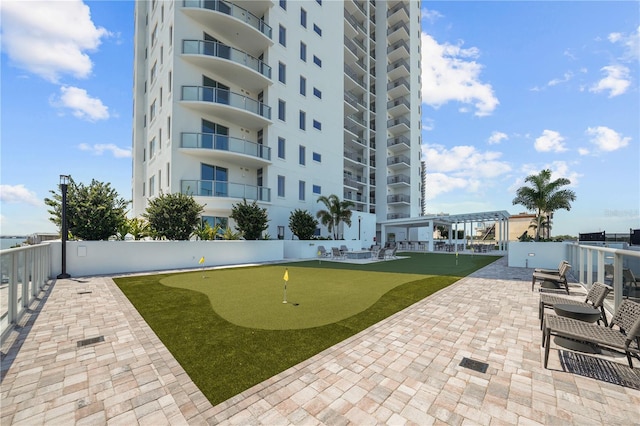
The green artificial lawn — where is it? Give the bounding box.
[114,252,499,406]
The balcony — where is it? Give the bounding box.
[182,0,272,56]
[387,212,410,220]
[344,64,366,91]
[387,194,410,204]
[387,96,410,117]
[182,40,271,91]
[387,21,409,44]
[387,174,411,187]
[181,180,270,202]
[387,135,411,152]
[344,193,367,204]
[387,40,410,62]
[344,174,366,189]
[387,77,410,98]
[387,116,410,135]
[387,2,409,26]
[344,150,366,166]
[181,86,271,130]
[180,133,271,167]
[387,154,411,169]
[387,58,410,80]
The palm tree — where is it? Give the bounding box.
[512,169,576,240]
[316,194,355,239]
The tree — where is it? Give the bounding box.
[316,194,355,240]
[512,169,576,241]
[45,178,129,240]
[116,216,150,240]
[289,209,318,240]
[143,192,204,240]
[229,199,269,240]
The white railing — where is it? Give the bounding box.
[566,243,640,311]
[1,244,52,344]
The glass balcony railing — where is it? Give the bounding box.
[182,0,272,39]
[181,133,271,161]
[387,194,411,203]
[181,86,271,120]
[182,40,271,79]
[181,180,271,202]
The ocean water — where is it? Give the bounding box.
[1,238,27,250]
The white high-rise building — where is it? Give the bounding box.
[132,0,422,239]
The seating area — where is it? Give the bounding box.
[531,261,571,293]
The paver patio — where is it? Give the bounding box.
[1,256,639,425]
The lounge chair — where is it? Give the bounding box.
[331,247,344,259]
[317,245,330,258]
[535,260,569,275]
[532,262,571,294]
[385,246,397,259]
[539,282,612,329]
[542,299,640,369]
[376,248,387,260]
[340,245,349,255]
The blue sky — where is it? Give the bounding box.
[1,1,638,238]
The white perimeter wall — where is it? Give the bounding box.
[508,242,568,269]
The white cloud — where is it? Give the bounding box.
[510,161,581,193]
[578,147,590,156]
[51,86,110,121]
[608,26,640,61]
[488,131,508,145]
[586,126,631,152]
[422,118,435,131]
[0,0,111,83]
[78,143,132,158]
[421,144,511,200]
[589,65,631,97]
[548,71,574,87]
[421,33,499,117]
[534,130,567,153]
[0,184,41,206]
[421,8,444,23]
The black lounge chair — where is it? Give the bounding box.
[532,262,571,294]
[539,282,612,329]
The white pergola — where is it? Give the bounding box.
[378,210,511,252]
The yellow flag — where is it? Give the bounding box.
[199,256,205,264]
[283,269,289,282]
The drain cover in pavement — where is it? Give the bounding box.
[77,336,105,347]
[459,357,489,373]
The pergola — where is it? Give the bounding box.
[378,210,511,252]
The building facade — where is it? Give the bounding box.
[132,0,422,239]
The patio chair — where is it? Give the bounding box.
[317,246,330,258]
[340,245,349,255]
[532,262,571,294]
[623,269,640,299]
[376,248,388,260]
[539,282,612,329]
[535,260,569,275]
[385,246,397,260]
[331,247,345,259]
[542,299,640,369]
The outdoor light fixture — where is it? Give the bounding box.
[358,215,362,240]
[57,175,71,279]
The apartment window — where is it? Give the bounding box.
[298,180,305,201]
[149,176,155,196]
[151,24,158,46]
[150,61,157,83]
[167,116,171,141]
[278,99,286,121]
[149,138,156,159]
[168,71,172,92]
[300,8,307,27]
[313,55,322,67]
[300,42,306,61]
[313,184,321,194]
[142,182,146,196]
[169,26,173,46]
[313,87,322,98]
[313,24,322,36]
[312,152,321,162]
[279,25,286,46]
[158,169,162,191]
[277,175,285,197]
[158,128,162,147]
[161,4,164,22]
[166,162,170,185]
[316,0,322,4]
[279,0,286,10]
[159,87,163,106]
[150,99,156,121]
[299,145,306,165]
[313,120,322,130]
[277,137,285,159]
[160,46,164,64]
[299,76,306,96]
[299,110,306,130]
[278,62,286,84]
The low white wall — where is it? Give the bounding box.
[507,242,568,269]
[49,240,284,277]
[283,240,363,259]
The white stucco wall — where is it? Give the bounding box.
[507,242,568,269]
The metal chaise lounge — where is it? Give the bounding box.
[532,262,571,294]
[542,299,640,369]
[539,281,612,329]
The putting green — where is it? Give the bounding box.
[160,266,428,330]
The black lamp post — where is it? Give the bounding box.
[358,215,362,240]
[57,175,71,279]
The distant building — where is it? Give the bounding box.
[27,233,60,245]
[131,0,423,239]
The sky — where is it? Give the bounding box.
[1,1,638,238]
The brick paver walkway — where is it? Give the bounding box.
[1,257,639,425]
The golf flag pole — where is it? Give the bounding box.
[199,256,205,278]
[282,268,289,303]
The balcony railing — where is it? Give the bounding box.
[387,212,410,220]
[181,180,270,202]
[387,58,410,74]
[344,65,365,88]
[387,116,410,128]
[387,174,410,185]
[387,154,411,166]
[182,40,271,79]
[344,151,366,164]
[387,194,411,203]
[387,135,411,148]
[387,40,410,55]
[387,97,410,110]
[387,77,410,92]
[181,86,271,119]
[182,0,272,39]
[181,133,271,161]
